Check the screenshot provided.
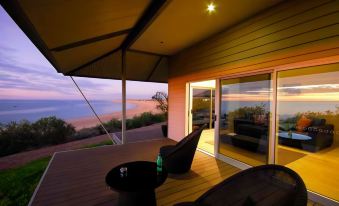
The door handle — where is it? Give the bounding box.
[213,115,217,122]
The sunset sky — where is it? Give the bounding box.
[0,6,167,100]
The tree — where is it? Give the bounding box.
[152,91,168,114]
[152,92,168,137]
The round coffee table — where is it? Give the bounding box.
[278,132,312,149]
[105,161,167,206]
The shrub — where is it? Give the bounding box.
[0,117,75,157]
[0,120,35,156]
[32,116,75,145]
[100,118,122,133]
[99,112,166,132]
[0,112,166,157]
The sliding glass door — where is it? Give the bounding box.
[276,64,339,201]
[218,74,271,166]
[216,62,339,202]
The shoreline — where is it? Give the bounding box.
[67,99,160,130]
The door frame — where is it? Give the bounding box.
[186,80,216,156]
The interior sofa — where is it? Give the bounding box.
[279,118,334,152]
[220,118,269,153]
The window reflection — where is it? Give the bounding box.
[219,74,271,166]
[277,64,339,201]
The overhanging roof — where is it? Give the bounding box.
[0,0,283,83]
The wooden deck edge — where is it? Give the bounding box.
[28,153,56,206]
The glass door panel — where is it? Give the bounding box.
[192,88,214,130]
[276,63,339,201]
[219,74,271,166]
[189,80,216,154]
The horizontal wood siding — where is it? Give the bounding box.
[168,0,339,141]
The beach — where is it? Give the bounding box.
[67,99,160,130]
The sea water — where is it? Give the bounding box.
[0,99,136,123]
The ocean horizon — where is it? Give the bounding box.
[0,99,136,123]
[221,100,338,119]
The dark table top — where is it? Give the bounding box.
[105,161,168,192]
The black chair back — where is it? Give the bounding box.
[162,124,207,174]
[195,164,307,206]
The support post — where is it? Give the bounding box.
[269,71,277,164]
[121,50,127,144]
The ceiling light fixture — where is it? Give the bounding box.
[207,2,216,13]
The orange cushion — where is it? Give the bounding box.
[296,116,312,132]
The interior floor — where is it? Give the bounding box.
[278,144,339,201]
[197,129,214,154]
[218,143,267,166]
[200,129,339,201]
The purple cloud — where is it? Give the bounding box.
[0,6,167,100]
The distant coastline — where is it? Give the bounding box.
[0,99,160,129]
[67,99,160,130]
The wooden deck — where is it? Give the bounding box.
[29,139,239,206]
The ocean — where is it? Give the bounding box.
[0,100,136,123]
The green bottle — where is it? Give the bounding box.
[288,130,292,138]
[156,153,163,173]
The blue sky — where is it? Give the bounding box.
[0,6,167,100]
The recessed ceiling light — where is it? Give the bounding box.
[207,2,216,13]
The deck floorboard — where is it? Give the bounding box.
[30,139,239,206]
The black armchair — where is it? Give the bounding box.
[174,164,307,206]
[159,124,206,174]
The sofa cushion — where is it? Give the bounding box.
[296,116,312,132]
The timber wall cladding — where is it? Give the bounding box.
[167,0,339,141]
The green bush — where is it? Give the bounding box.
[98,112,166,132]
[0,117,75,157]
[0,113,166,157]
[32,117,75,145]
[101,118,122,133]
[126,112,166,129]
[0,120,35,156]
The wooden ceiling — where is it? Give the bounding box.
[131,0,283,55]
[0,0,283,83]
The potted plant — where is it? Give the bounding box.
[152,91,168,137]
